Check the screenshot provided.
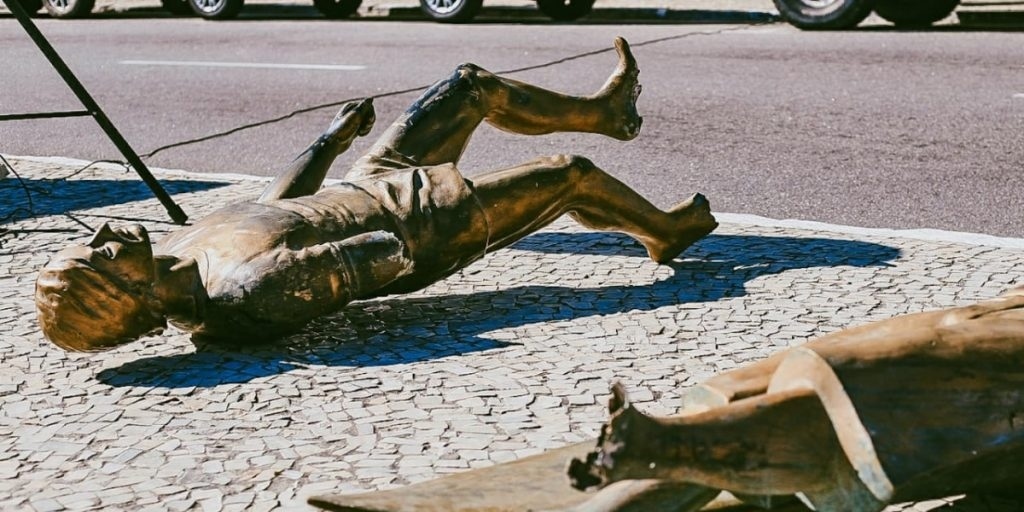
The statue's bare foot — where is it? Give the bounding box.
[325,98,376,147]
[596,37,643,141]
[648,193,718,264]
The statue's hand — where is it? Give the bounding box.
[352,98,376,136]
[331,98,376,141]
[323,99,376,149]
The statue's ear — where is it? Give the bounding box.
[153,255,205,325]
[154,254,194,275]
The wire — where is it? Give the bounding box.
[62,159,130,180]
[141,22,775,160]
[498,23,768,75]
[139,85,427,159]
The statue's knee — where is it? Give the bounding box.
[547,154,597,180]
[453,62,487,87]
[455,62,484,75]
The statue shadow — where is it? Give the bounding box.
[96,232,899,389]
[1,178,229,225]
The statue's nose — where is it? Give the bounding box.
[119,224,148,243]
[86,223,148,247]
[86,222,117,248]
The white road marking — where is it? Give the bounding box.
[1013,93,1024,99]
[120,60,365,71]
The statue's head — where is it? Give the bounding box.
[35,223,167,352]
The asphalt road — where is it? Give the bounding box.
[3,15,1023,236]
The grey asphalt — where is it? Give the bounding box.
[2,16,1023,238]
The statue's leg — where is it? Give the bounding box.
[472,154,717,263]
[258,99,375,202]
[569,383,843,497]
[571,349,896,512]
[348,37,642,179]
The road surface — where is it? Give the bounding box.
[3,15,1022,236]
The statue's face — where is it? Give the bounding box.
[61,223,156,287]
[37,223,165,352]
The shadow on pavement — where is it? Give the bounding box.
[97,231,899,389]
[1,178,230,225]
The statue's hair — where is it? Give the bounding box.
[35,256,165,352]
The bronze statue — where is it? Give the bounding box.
[568,285,1024,511]
[310,287,1024,512]
[35,37,719,352]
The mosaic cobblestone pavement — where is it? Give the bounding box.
[2,157,1022,511]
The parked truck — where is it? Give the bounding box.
[773,0,960,28]
[14,0,596,21]
[11,0,960,27]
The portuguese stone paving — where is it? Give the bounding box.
[1,157,1022,511]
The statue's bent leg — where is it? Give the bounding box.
[348,37,642,179]
[472,154,717,263]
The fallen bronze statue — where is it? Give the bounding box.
[35,37,718,352]
[310,287,1024,512]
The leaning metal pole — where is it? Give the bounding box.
[5,0,188,224]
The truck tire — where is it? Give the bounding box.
[43,0,95,18]
[161,0,193,14]
[189,0,243,19]
[773,0,876,29]
[874,0,958,26]
[20,0,45,14]
[536,0,595,20]
[314,0,361,18]
[419,0,482,22]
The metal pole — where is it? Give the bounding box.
[5,0,188,224]
[0,110,92,121]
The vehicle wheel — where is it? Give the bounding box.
[419,0,482,22]
[873,0,958,26]
[19,0,45,14]
[536,0,594,20]
[189,0,243,19]
[772,0,876,29]
[161,0,193,14]
[43,0,95,18]
[314,0,361,18]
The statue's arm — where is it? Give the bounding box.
[245,231,413,317]
[259,100,375,202]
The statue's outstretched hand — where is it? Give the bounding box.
[328,99,376,144]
